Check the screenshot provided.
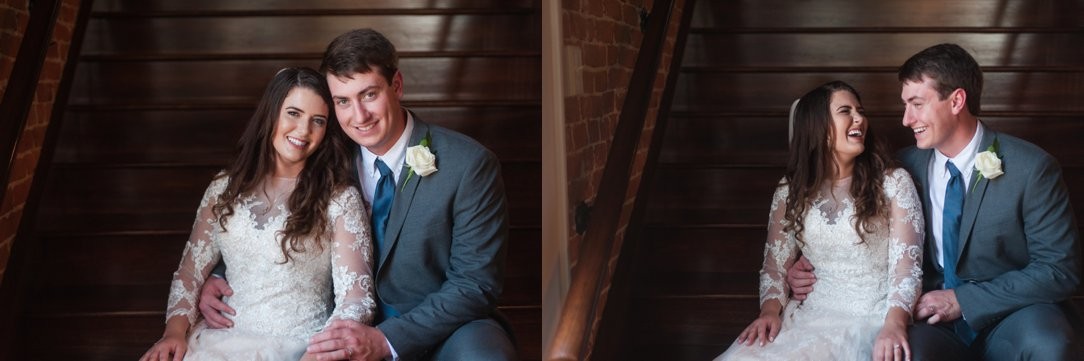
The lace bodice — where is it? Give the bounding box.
[165,176,376,339]
[760,168,924,316]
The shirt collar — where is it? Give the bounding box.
[933,122,985,178]
[360,108,415,179]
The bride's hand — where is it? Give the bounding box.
[872,318,910,361]
[736,312,782,347]
[139,332,187,361]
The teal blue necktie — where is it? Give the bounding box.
[372,158,399,321]
[943,161,975,343]
[372,158,394,253]
[942,161,964,289]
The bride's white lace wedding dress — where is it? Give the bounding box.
[166,176,376,360]
[715,168,924,360]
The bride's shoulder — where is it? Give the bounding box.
[881,167,918,194]
[329,185,363,207]
[772,176,788,192]
[882,167,914,182]
[206,172,230,195]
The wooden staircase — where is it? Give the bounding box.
[11,0,540,359]
[616,0,1084,359]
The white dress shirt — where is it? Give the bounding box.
[355,109,414,361]
[928,122,985,268]
[358,110,415,204]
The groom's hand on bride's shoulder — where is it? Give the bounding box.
[308,320,390,361]
[198,277,236,328]
[786,256,817,301]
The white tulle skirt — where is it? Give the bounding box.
[713,301,884,361]
[183,322,308,361]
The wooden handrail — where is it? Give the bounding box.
[547,1,676,359]
[0,0,62,204]
[589,0,697,357]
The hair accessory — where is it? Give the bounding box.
[788,98,800,144]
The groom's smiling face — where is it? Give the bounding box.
[328,68,406,156]
[901,75,964,155]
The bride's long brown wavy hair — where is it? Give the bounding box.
[212,67,356,263]
[783,81,894,245]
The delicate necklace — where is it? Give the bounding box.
[256,177,296,215]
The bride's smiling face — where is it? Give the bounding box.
[271,87,329,177]
[828,90,867,164]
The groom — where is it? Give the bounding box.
[788,43,1081,360]
[199,29,516,360]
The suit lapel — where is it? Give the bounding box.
[377,117,430,267]
[956,128,997,265]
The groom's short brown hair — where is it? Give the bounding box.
[320,28,399,84]
[898,43,984,116]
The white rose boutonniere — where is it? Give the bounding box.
[972,137,1002,188]
[402,131,436,190]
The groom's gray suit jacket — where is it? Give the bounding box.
[897,126,1081,332]
[354,113,509,359]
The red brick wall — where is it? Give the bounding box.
[0,0,29,99]
[562,0,683,265]
[564,0,643,265]
[562,0,685,353]
[0,0,82,285]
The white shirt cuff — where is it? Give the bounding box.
[385,338,399,361]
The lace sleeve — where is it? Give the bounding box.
[884,169,925,314]
[759,181,799,307]
[323,187,376,327]
[165,177,226,325]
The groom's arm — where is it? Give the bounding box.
[955,152,1081,331]
[198,260,236,328]
[377,147,508,358]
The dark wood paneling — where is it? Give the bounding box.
[673,72,1084,113]
[684,33,1084,68]
[691,0,1084,29]
[55,106,540,164]
[39,234,185,288]
[22,314,163,361]
[622,296,755,358]
[660,115,789,165]
[646,166,780,226]
[636,271,759,298]
[28,284,165,315]
[70,57,541,105]
[502,227,541,305]
[93,0,536,12]
[643,227,764,275]
[502,160,542,227]
[661,115,1084,167]
[504,306,542,361]
[83,15,537,56]
[36,166,218,234]
[55,110,247,165]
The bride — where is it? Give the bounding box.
[140,67,375,360]
[714,81,924,360]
